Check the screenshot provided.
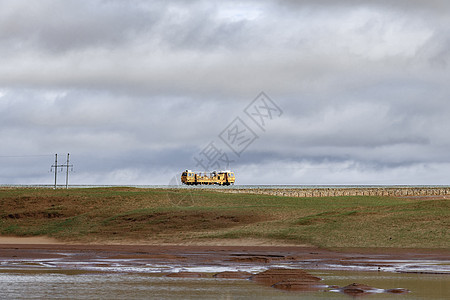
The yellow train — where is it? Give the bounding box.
[181,170,235,185]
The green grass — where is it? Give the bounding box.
[0,187,448,248]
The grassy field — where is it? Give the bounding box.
[0,187,448,248]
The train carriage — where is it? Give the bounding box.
[181,170,235,185]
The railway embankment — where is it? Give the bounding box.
[215,187,450,198]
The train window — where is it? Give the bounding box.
[182,172,187,176]
[229,173,234,177]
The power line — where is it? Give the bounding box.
[0,154,54,158]
[50,153,73,189]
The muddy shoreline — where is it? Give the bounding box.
[1,243,449,274]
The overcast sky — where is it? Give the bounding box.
[1,0,449,185]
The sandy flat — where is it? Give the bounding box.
[0,236,63,244]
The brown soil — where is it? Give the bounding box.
[338,283,409,296]
[340,283,379,296]
[0,243,448,262]
[230,256,273,263]
[166,272,210,278]
[230,254,298,263]
[251,268,322,291]
[0,195,83,219]
[99,210,265,237]
[0,190,269,240]
[213,271,252,279]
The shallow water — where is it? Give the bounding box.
[1,248,449,299]
[0,268,448,299]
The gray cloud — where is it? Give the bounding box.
[0,0,157,53]
[277,0,450,12]
[1,0,449,185]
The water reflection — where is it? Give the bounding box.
[0,269,448,299]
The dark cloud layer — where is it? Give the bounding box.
[1,0,449,185]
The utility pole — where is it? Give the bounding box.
[53,154,58,189]
[51,153,73,189]
[65,153,73,189]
